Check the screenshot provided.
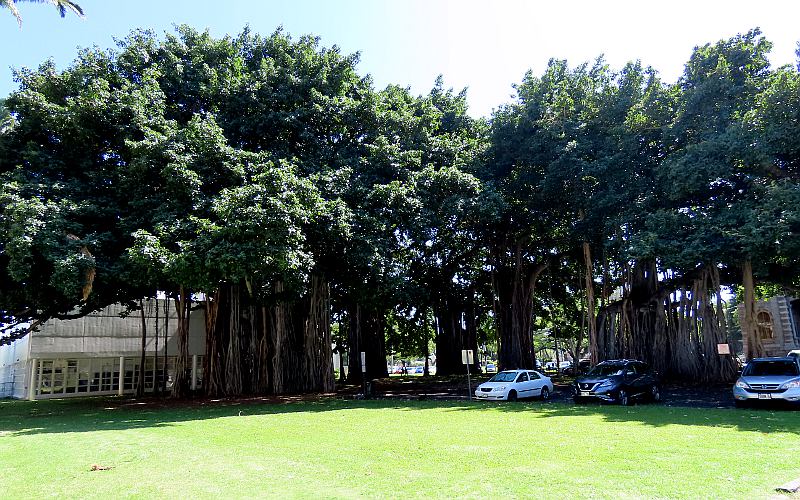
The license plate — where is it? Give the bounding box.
[579,391,590,397]
[758,393,771,399]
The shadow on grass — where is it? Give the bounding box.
[1,394,799,437]
[469,399,800,435]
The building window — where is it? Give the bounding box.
[756,311,774,339]
[35,356,183,397]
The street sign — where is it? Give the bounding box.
[360,351,367,372]
[717,343,731,355]
[462,349,474,401]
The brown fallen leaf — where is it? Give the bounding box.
[90,464,113,471]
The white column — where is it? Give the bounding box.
[118,356,124,396]
[28,358,38,401]
[191,355,198,391]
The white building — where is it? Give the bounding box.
[0,299,205,399]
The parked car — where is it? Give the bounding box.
[474,369,553,401]
[573,359,660,405]
[733,357,800,407]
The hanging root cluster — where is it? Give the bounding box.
[597,264,737,383]
[202,275,334,397]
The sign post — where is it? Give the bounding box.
[462,349,474,400]
[360,351,367,398]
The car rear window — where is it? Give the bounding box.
[744,361,800,377]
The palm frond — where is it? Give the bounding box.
[3,0,83,26]
[1,0,23,27]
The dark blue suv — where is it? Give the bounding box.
[573,359,660,405]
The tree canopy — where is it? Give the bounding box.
[1,26,799,392]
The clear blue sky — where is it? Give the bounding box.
[1,0,799,118]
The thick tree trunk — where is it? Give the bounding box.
[225,284,243,395]
[203,289,225,397]
[303,275,334,392]
[270,281,293,394]
[154,297,159,395]
[434,301,462,376]
[346,303,361,384]
[493,243,547,370]
[742,260,762,360]
[162,297,169,393]
[171,287,191,398]
[423,322,430,377]
[257,306,270,393]
[583,242,598,365]
[346,302,388,383]
[575,277,586,370]
[137,299,147,397]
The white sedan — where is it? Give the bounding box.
[474,369,554,401]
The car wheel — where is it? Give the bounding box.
[734,400,748,409]
[618,389,630,406]
[650,384,661,402]
[507,390,517,402]
[540,386,550,400]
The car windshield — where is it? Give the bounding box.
[586,364,625,377]
[489,371,518,382]
[744,360,800,377]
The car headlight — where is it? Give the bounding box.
[735,379,750,389]
[493,386,506,391]
[780,379,800,390]
[597,380,614,389]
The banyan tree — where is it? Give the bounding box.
[2,25,798,392]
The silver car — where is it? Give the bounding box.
[733,357,800,407]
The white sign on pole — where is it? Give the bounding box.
[360,351,367,372]
[461,349,474,364]
[717,343,731,355]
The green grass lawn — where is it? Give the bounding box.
[1,397,799,499]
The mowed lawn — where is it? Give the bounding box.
[1,397,799,499]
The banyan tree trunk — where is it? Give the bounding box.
[203,289,225,397]
[492,243,547,370]
[257,306,270,393]
[598,263,738,383]
[434,300,463,376]
[193,276,334,397]
[137,298,147,397]
[304,275,334,392]
[154,298,159,394]
[162,298,169,393]
[171,287,191,398]
[464,288,481,373]
[225,284,243,395]
[346,302,388,383]
[583,242,598,364]
[742,260,763,360]
[270,281,294,394]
